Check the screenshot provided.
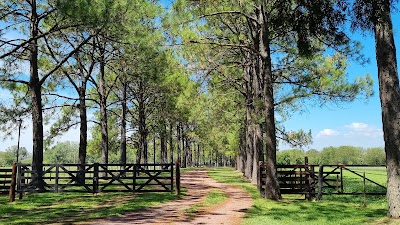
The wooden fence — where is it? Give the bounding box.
[0,167,12,194]
[0,163,17,202]
[259,159,386,200]
[1,162,180,202]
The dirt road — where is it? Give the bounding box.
[79,169,253,225]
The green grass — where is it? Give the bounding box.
[208,167,389,225]
[205,190,227,204]
[0,191,180,225]
[317,167,387,196]
[180,167,203,173]
[341,167,386,193]
[183,189,227,218]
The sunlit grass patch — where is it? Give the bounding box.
[183,189,227,219]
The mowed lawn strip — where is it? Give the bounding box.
[208,167,392,225]
[0,191,180,225]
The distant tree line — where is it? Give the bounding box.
[0,141,136,166]
[1,143,385,167]
[0,146,30,166]
[277,146,385,166]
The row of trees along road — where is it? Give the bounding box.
[170,0,372,200]
[0,0,399,218]
[169,0,400,217]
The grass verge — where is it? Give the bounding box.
[0,191,180,225]
[183,189,227,218]
[208,167,391,225]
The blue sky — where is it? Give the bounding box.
[280,12,400,150]
[1,5,399,152]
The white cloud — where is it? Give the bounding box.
[345,122,368,130]
[344,122,383,138]
[316,129,340,138]
[281,122,385,150]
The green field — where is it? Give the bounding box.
[208,167,394,225]
[341,167,386,194]
[317,166,387,195]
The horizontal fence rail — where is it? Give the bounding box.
[0,167,13,194]
[0,163,17,202]
[260,158,386,200]
[16,163,175,197]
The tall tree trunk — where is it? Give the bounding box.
[29,0,44,190]
[186,138,191,167]
[169,122,174,163]
[259,5,281,200]
[250,46,264,185]
[138,83,147,164]
[244,53,255,179]
[252,54,264,183]
[153,136,156,163]
[143,137,148,164]
[237,125,246,174]
[120,78,127,169]
[209,149,212,166]
[215,148,218,167]
[372,0,400,217]
[136,141,141,164]
[252,123,263,183]
[99,44,109,168]
[177,123,181,167]
[203,145,205,166]
[160,122,167,163]
[182,145,187,168]
[195,143,198,166]
[197,144,200,167]
[182,126,186,168]
[78,88,87,182]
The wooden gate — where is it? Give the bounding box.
[17,163,175,195]
[0,167,13,194]
[0,163,17,202]
[260,161,386,200]
[278,164,316,199]
[133,164,174,192]
[260,163,317,200]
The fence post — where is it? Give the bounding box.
[317,165,323,201]
[171,162,174,193]
[175,160,180,195]
[133,164,137,192]
[55,164,59,193]
[93,163,99,194]
[9,163,17,202]
[18,165,24,199]
[310,165,315,199]
[258,161,263,196]
[340,166,344,193]
[305,157,311,200]
[363,171,367,207]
